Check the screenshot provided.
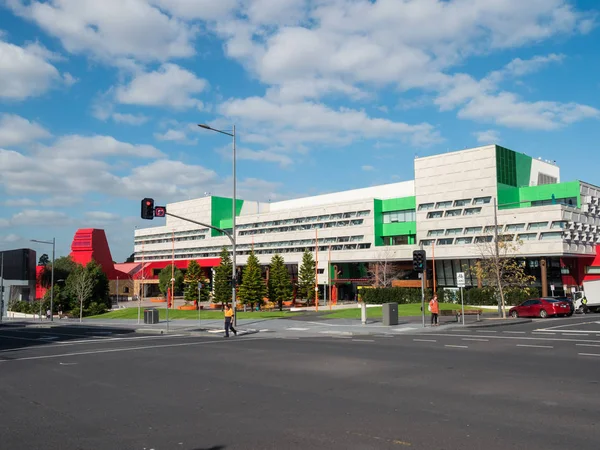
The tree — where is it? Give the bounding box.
[298,249,316,303]
[184,260,203,305]
[238,250,266,310]
[268,254,293,311]
[38,256,77,289]
[158,265,184,298]
[198,277,211,305]
[471,236,536,318]
[85,260,110,310]
[38,254,50,266]
[125,253,135,263]
[213,247,233,306]
[367,250,406,288]
[70,265,94,322]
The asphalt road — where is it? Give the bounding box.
[1,321,599,450]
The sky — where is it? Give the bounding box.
[1,0,599,263]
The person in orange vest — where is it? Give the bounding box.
[224,304,237,338]
[429,295,439,326]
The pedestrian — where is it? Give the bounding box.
[46,308,51,320]
[224,303,237,338]
[429,295,439,326]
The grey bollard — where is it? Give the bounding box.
[382,302,399,326]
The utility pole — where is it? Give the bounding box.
[0,252,4,323]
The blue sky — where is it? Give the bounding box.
[1,0,599,262]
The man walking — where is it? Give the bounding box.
[429,295,439,326]
[224,304,237,338]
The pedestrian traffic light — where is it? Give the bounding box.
[141,198,154,220]
[412,250,426,273]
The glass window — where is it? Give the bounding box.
[464,227,482,234]
[464,207,482,216]
[330,213,343,219]
[454,199,471,207]
[428,229,444,237]
[343,212,357,218]
[445,209,462,217]
[357,210,371,217]
[475,236,493,243]
[484,226,502,233]
[455,237,473,245]
[420,239,435,246]
[437,238,454,245]
[528,222,548,230]
[427,211,443,219]
[585,266,600,275]
[382,209,416,223]
[446,228,463,235]
[418,203,434,211]
[505,223,525,232]
[551,221,568,230]
[540,232,562,240]
[358,243,371,249]
[518,233,538,241]
[498,234,514,242]
[435,201,453,209]
[473,196,491,205]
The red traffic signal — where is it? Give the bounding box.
[141,198,154,220]
[154,206,166,217]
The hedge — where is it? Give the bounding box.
[361,287,447,305]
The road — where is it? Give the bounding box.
[0,318,599,450]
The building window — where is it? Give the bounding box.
[518,233,538,241]
[498,234,514,242]
[357,210,371,217]
[418,203,434,211]
[454,199,471,207]
[382,209,416,223]
[358,243,371,249]
[473,197,491,205]
[475,236,493,243]
[585,266,600,275]
[123,287,130,293]
[445,209,462,217]
[427,229,444,237]
[435,201,453,209]
[445,228,463,236]
[464,207,482,216]
[528,222,548,230]
[551,221,568,230]
[537,173,558,186]
[464,227,482,234]
[384,235,413,246]
[540,232,562,240]
[427,211,443,219]
[437,238,453,245]
[420,240,435,246]
[506,223,525,232]
[484,226,502,233]
[455,237,473,245]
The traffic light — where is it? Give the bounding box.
[141,198,154,220]
[412,250,426,273]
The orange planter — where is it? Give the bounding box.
[283,301,293,307]
[178,305,196,310]
[210,303,221,309]
[150,298,167,303]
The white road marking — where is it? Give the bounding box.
[445,345,468,349]
[259,329,270,332]
[516,344,553,349]
[352,339,375,343]
[562,333,588,336]
[578,353,600,358]
[0,336,265,363]
[59,362,77,366]
[535,321,600,332]
[462,338,489,342]
[392,327,418,332]
[476,330,497,333]
[413,339,437,343]
[576,343,600,348]
[0,334,41,342]
[418,333,600,345]
[503,331,526,334]
[286,327,309,331]
[319,331,352,336]
[532,332,556,335]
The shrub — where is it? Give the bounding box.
[361,287,447,305]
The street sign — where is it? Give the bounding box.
[456,272,466,288]
[550,284,555,291]
[154,206,166,217]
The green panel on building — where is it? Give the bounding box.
[381,196,416,212]
[374,196,417,246]
[211,196,244,237]
[498,181,581,210]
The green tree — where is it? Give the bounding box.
[38,256,77,289]
[238,250,266,310]
[38,253,50,266]
[298,249,316,303]
[158,265,184,298]
[125,253,135,263]
[63,260,110,317]
[86,260,110,310]
[68,265,95,322]
[184,260,203,305]
[213,247,233,306]
[199,277,211,305]
[268,254,292,311]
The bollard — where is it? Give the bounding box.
[361,302,367,325]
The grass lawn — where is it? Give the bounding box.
[89,307,301,320]
[322,303,477,319]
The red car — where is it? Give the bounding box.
[509,298,572,318]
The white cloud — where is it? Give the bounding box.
[42,135,164,159]
[116,64,208,109]
[112,113,149,126]
[473,130,501,144]
[487,53,565,84]
[9,210,72,227]
[0,39,61,100]
[3,198,37,207]
[7,0,197,63]
[1,233,21,242]
[84,211,120,221]
[361,165,375,171]
[149,0,237,20]
[217,145,294,167]
[0,114,52,147]
[154,129,189,143]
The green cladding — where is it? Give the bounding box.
[496,145,532,188]
[374,196,416,247]
[498,181,581,209]
[211,196,244,237]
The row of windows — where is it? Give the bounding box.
[136,243,373,261]
[135,229,208,243]
[239,219,365,236]
[236,210,371,230]
[419,197,491,211]
[426,207,482,219]
[420,231,564,246]
[426,221,568,238]
[382,209,416,224]
[136,235,206,245]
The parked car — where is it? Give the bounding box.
[509,298,572,318]
[543,296,575,316]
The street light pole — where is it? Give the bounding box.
[31,238,55,321]
[0,252,4,323]
[198,123,238,327]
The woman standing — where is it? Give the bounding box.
[224,304,237,337]
[429,295,439,326]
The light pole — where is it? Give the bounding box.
[116,276,119,309]
[1,252,4,322]
[31,238,55,321]
[198,123,238,326]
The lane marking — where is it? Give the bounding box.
[532,332,556,335]
[576,343,600,348]
[562,333,588,337]
[516,344,553,349]
[578,353,600,358]
[503,331,526,334]
[445,345,468,349]
[477,330,497,333]
[413,339,437,343]
[535,320,600,331]
[352,339,375,343]
[414,333,600,345]
[286,327,309,331]
[0,336,265,363]
[462,338,489,342]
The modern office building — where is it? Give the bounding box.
[0,248,37,314]
[134,145,600,300]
